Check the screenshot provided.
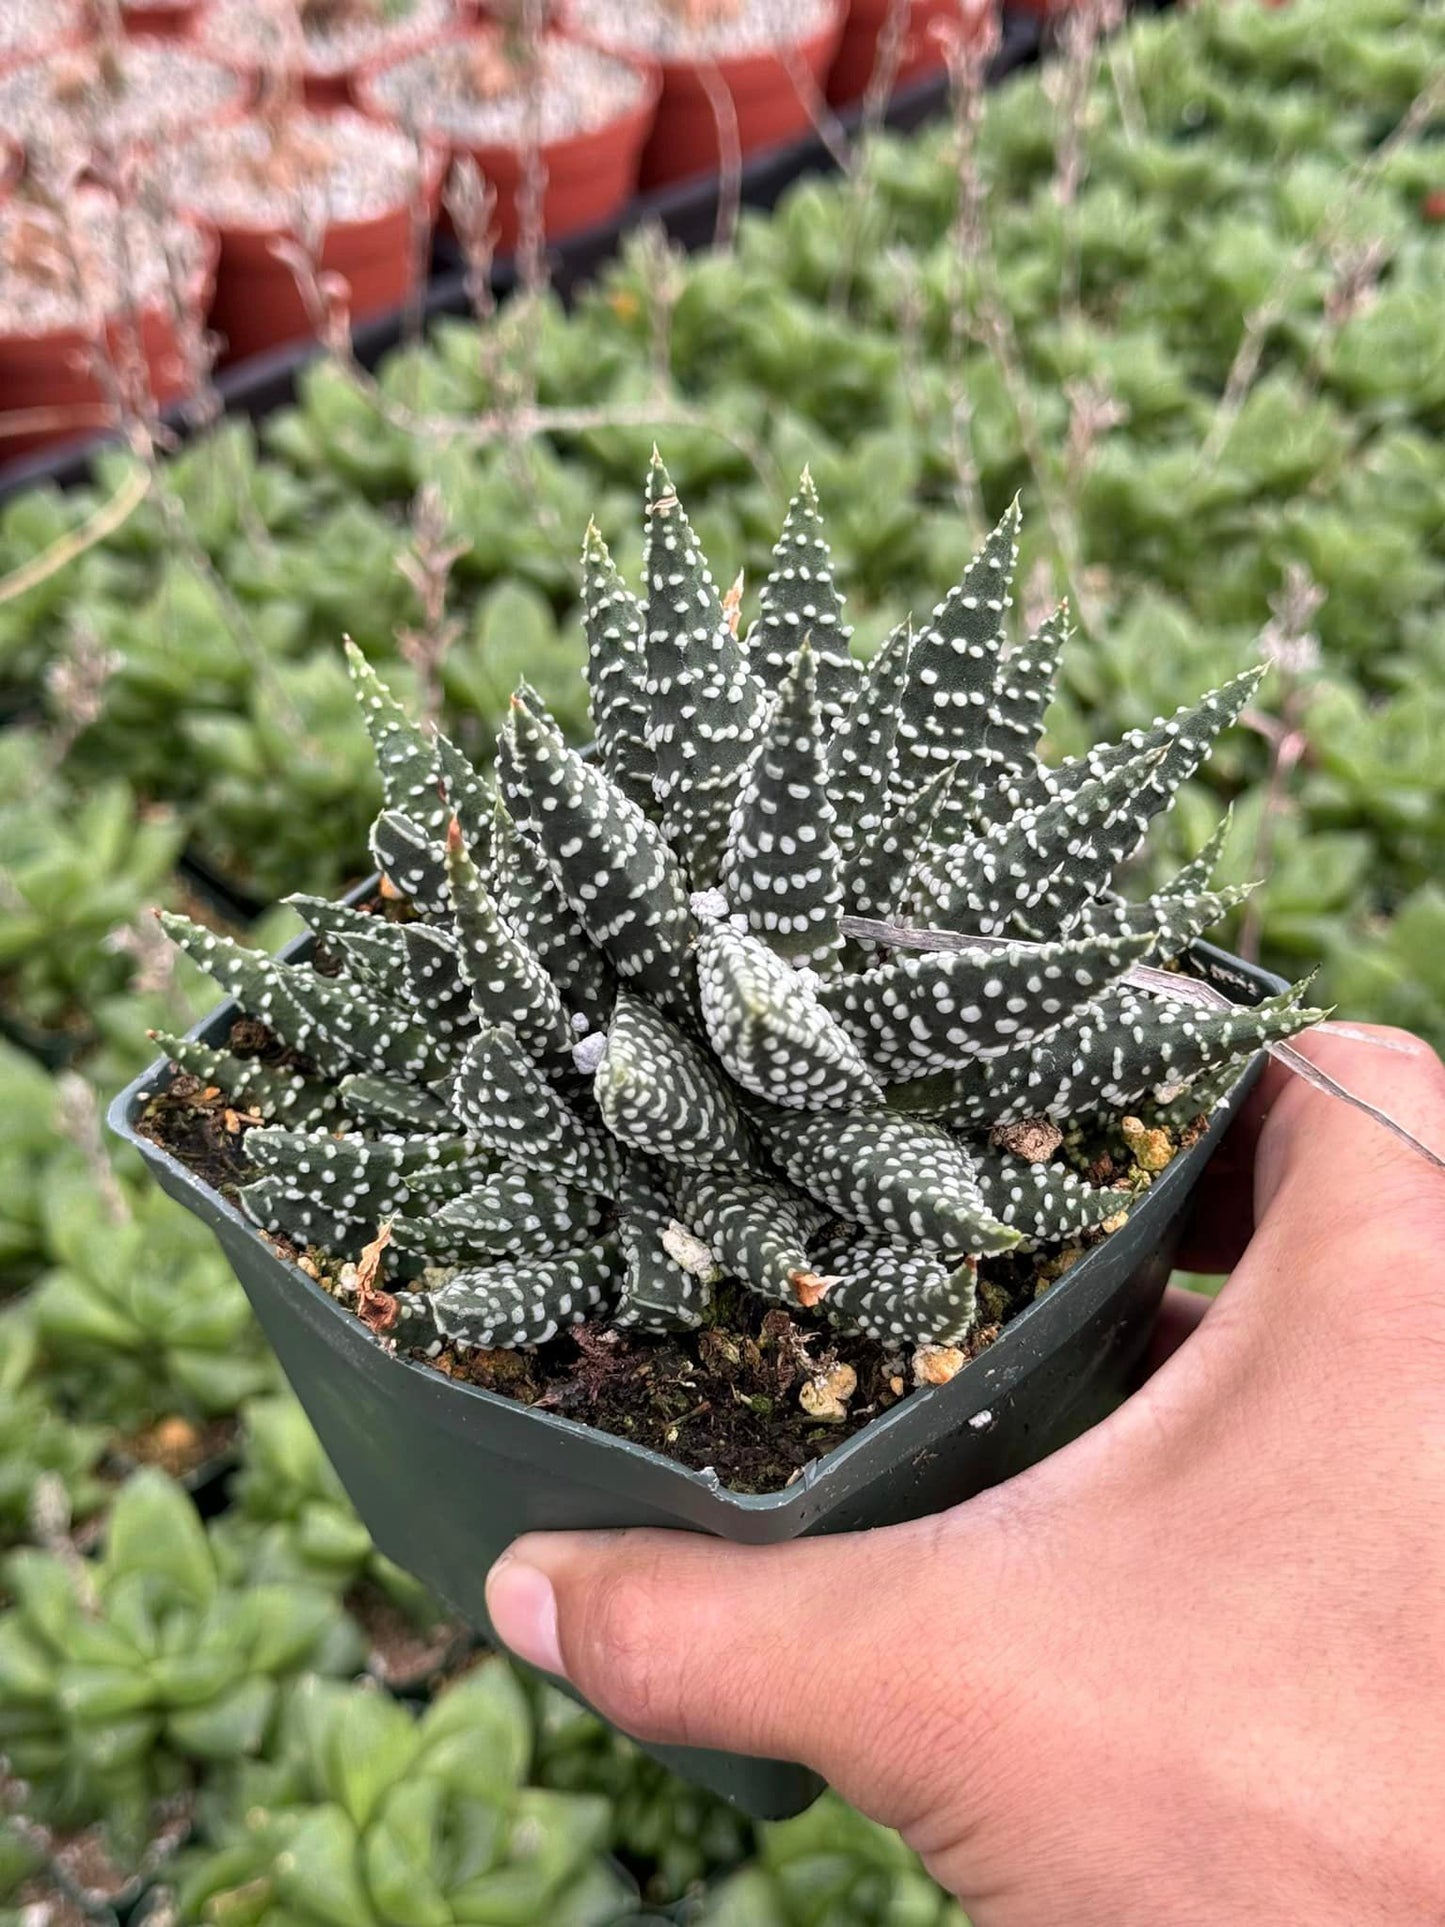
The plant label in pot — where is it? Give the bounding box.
[114,463,1317,1816]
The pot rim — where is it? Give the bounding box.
[0,205,219,347]
[352,23,663,157]
[166,110,448,242]
[572,0,846,83]
[110,896,1284,1515]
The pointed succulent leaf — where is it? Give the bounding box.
[670,1167,829,1309]
[719,640,845,971]
[819,1230,980,1346]
[1166,809,1234,897]
[241,1128,462,1252]
[370,810,448,916]
[285,895,412,1002]
[613,1159,714,1334]
[892,500,1020,803]
[910,744,1172,939]
[641,454,770,887]
[843,762,956,926]
[490,799,616,1036]
[744,469,857,723]
[433,730,493,860]
[753,1107,1020,1256]
[1073,883,1253,965]
[828,929,1152,1077]
[451,1028,624,1196]
[594,992,752,1170]
[697,924,883,1111]
[158,915,440,1083]
[345,641,444,833]
[400,923,474,1041]
[983,984,1323,1125]
[445,819,573,1061]
[827,620,911,860]
[973,1151,1126,1245]
[493,704,537,839]
[425,1239,621,1350]
[582,520,656,816]
[394,1166,604,1265]
[508,695,697,1022]
[1045,669,1264,824]
[150,1032,340,1129]
[983,602,1068,783]
[338,1073,454,1133]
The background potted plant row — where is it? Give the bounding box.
[0,0,1442,1916]
[0,0,1015,457]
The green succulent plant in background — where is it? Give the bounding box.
[211,1394,452,1664]
[531,1681,755,1906]
[0,1473,365,1862]
[696,1793,968,1927]
[157,464,1320,1373]
[176,1665,636,1927]
[27,1182,276,1435]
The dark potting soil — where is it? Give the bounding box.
[139,1014,1194,1494]
[346,1577,470,1692]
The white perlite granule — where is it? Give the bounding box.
[202,0,455,80]
[167,110,423,229]
[366,35,648,147]
[0,42,246,171]
[0,191,206,334]
[0,0,81,58]
[568,0,836,60]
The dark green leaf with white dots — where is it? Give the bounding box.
[720,640,845,971]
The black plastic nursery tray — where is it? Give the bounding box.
[0,12,1040,506]
[111,888,1284,1819]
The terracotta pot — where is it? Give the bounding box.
[827,0,990,106]
[121,0,207,38]
[0,224,216,458]
[636,2,846,190]
[356,30,658,256]
[177,132,445,363]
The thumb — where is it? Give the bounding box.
[485,1497,1026,1820]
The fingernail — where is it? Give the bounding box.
[486,1554,564,1678]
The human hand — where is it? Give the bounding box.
[486,1026,1445,1927]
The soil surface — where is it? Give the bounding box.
[168,109,424,229]
[366,33,650,146]
[569,0,837,60]
[347,1578,469,1691]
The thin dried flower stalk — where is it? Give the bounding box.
[45,618,120,767]
[56,1073,132,1227]
[1237,565,1324,962]
[395,483,471,722]
[694,57,743,252]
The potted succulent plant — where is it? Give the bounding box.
[357,22,658,255]
[115,461,1316,1816]
[166,99,443,362]
[0,188,215,456]
[200,0,458,110]
[564,0,847,188]
[827,0,992,107]
[0,35,250,176]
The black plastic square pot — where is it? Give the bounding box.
[110,921,1283,1819]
